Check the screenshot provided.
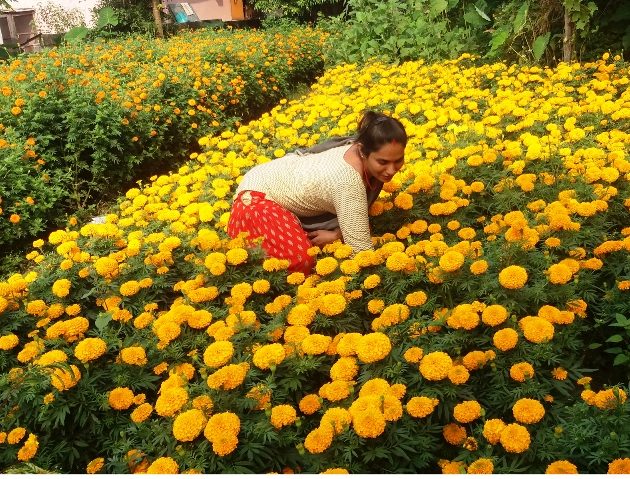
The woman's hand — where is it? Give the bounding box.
[307,228,342,247]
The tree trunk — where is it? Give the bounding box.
[562,7,575,62]
[151,0,164,38]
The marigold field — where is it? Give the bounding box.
[1,52,630,474]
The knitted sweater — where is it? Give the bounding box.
[235,144,373,253]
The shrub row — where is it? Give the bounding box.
[0,26,327,251]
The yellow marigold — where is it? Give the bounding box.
[448,365,470,385]
[498,265,528,289]
[204,411,240,443]
[440,460,465,474]
[52,278,71,298]
[7,427,27,444]
[608,458,630,474]
[74,337,107,362]
[552,367,568,380]
[547,263,573,285]
[320,407,352,434]
[520,316,555,343]
[130,403,153,423]
[394,192,413,210]
[299,394,322,415]
[336,333,362,357]
[482,304,509,326]
[593,388,627,410]
[147,457,179,474]
[356,332,391,363]
[207,363,249,390]
[252,343,286,370]
[546,460,578,474]
[419,351,453,380]
[319,380,353,402]
[470,259,489,275]
[50,364,81,391]
[510,362,535,382]
[512,398,545,424]
[270,404,297,429]
[203,340,234,368]
[304,424,334,453]
[211,433,239,457]
[287,304,317,326]
[0,334,20,350]
[359,378,390,397]
[403,346,424,363]
[330,357,359,381]
[352,407,386,438]
[86,457,105,474]
[363,274,381,289]
[94,257,119,278]
[317,293,347,316]
[155,386,188,417]
[439,250,465,272]
[493,328,519,351]
[120,346,147,366]
[468,458,494,474]
[443,422,466,445]
[453,400,482,423]
[26,300,48,316]
[321,468,349,474]
[385,251,412,272]
[173,408,206,442]
[482,418,506,445]
[119,280,140,297]
[108,387,135,411]
[284,325,309,344]
[16,433,39,461]
[499,423,531,453]
[316,257,338,276]
[406,396,439,418]
[367,299,385,314]
[226,248,248,266]
[252,279,271,294]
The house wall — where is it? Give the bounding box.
[165,0,242,22]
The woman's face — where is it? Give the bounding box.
[362,141,405,183]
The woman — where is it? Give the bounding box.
[227,111,408,274]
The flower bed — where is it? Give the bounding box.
[0,27,327,250]
[0,53,629,473]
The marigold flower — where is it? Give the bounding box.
[108,387,135,411]
[608,458,630,474]
[482,418,506,445]
[470,259,489,275]
[403,346,424,363]
[512,398,545,424]
[321,468,349,474]
[481,304,509,326]
[252,343,286,370]
[547,263,573,284]
[120,346,147,366]
[439,250,465,272]
[270,404,297,429]
[155,386,188,417]
[173,408,206,441]
[510,362,535,382]
[316,257,338,276]
[147,457,179,474]
[498,265,528,289]
[352,407,386,438]
[493,327,519,351]
[546,460,578,474]
[330,357,359,381]
[551,367,568,380]
[356,332,391,363]
[405,290,428,307]
[287,303,316,326]
[86,457,105,474]
[16,433,39,461]
[226,247,248,265]
[317,293,347,316]
[203,340,234,368]
[252,279,271,294]
[299,394,322,415]
[319,380,353,402]
[0,334,19,351]
[520,316,555,343]
[453,400,482,423]
[468,458,493,474]
[499,423,531,453]
[448,365,470,385]
[130,403,153,423]
[7,427,27,444]
[442,422,466,445]
[420,351,453,380]
[406,396,439,418]
[321,407,352,434]
[304,424,334,453]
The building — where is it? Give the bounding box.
[0,8,40,51]
[164,0,247,22]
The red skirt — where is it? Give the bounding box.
[227,190,315,274]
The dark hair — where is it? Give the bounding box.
[356,111,408,156]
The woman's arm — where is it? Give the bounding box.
[307,228,342,247]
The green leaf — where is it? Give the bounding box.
[63,26,90,43]
[513,1,529,34]
[474,4,491,21]
[97,6,119,28]
[613,354,629,366]
[429,0,449,17]
[95,312,112,331]
[606,334,624,343]
[588,343,601,349]
[532,32,550,61]
[464,6,488,26]
[488,27,510,56]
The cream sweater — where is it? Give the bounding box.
[235,145,373,253]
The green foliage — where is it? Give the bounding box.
[91,0,155,35]
[251,0,343,21]
[322,0,484,65]
[0,28,326,254]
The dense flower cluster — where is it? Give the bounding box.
[0,52,629,473]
